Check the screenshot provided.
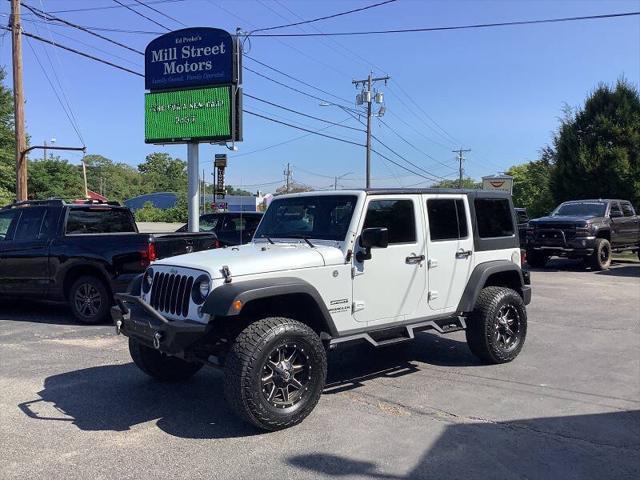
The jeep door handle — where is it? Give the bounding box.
[455,249,472,259]
[405,254,425,264]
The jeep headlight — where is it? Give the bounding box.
[192,275,211,304]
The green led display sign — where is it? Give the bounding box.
[145,86,232,144]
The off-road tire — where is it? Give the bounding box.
[526,250,549,268]
[129,337,203,381]
[69,275,111,324]
[466,287,527,364]
[224,317,327,431]
[589,238,611,270]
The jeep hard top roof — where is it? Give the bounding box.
[276,188,511,199]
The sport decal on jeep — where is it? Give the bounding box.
[328,298,350,313]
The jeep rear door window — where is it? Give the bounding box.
[363,199,416,244]
[475,198,515,238]
[66,208,136,234]
[427,199,468,241]
[255,195,356,241]
[552,202,607,217]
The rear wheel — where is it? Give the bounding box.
[526,250,549,268]
[589,238,611,270]
[224,317,327,431]
[466,287,527,364]
[128,337,203,381]
[69,275,110,324]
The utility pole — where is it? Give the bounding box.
[284,163,292,193]
[353,72,390,188]
[10,0,27,201]
[452,148,471,189]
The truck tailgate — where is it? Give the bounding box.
[152,233,218,259]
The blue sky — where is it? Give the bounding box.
[1,0,639,193]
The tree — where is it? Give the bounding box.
[28,156,84,199]
[550,79,640,206]
[83,154,144,202]
[275,182,313,195]
[138,152,187,193]
[226,185,254,196]
[431,177,481,189]
[506,148,556,218]
[0,68,15,205]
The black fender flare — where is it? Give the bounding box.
[202,277,338,336]
[457,260,529,312]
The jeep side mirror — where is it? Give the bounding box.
[356,228,389,262]
[360,227,389,249]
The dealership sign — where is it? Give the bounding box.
[145,27,234,90]
[482,175,514,194]
[144,27,242,145]
[145,86,233,143]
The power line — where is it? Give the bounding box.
[45,0,188,14]
[377,118,456,172]
[251,11,640,37]
[245,93,364,132]
[250,0,398,34]
[112,0,171,31]
[4,27,145,76]
[22,3,145,55]
[244,55,353,107]
[131,0,187,27]
[244,110,365,148]
[371,134,444,181]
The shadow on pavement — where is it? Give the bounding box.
[325,333,481,394]
[18,363,260,439]
[288,410,640,479]
[0,300,78,326]
[527,257,639,274]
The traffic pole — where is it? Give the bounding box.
[10,0,27,201]
[187,142,200,232]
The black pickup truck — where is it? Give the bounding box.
[526,199,640,270]
[0,200,218,324]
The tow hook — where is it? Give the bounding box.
[115,320,122,335]
[153,332,163,350]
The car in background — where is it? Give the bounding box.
[0,200,219,324]
[527,199,640,270]
[176,212,263,246]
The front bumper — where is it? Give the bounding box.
[529,232,597,255]
[111,293,208,355]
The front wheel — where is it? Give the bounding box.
[589,238,611,270]
[128,337,203,381]
[466,287,527,364]
[224,317,327,431]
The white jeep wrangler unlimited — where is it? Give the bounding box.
[112,189,531,430]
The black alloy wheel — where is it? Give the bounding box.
[261,343,311,408]
[69,275,111,324]
[494,304,523,352]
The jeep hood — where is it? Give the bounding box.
[153,242,345,279]
[532,216,602,224]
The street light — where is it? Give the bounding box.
[43,137,55,160]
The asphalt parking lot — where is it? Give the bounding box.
[1,258,639,480]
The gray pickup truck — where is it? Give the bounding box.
[526,199,640,270]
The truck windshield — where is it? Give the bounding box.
[255,195,357,242]
[552,202,606,217]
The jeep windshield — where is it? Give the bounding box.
[254,195,357,242]
[552,202,606,217]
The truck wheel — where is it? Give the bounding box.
[224,317,327,431]
[69,275,110,324]
[128,337,203,382]
[466,287,527,364]
[526,250,548,268]
[589,238,611,270]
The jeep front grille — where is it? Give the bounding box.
[150,272,194,317]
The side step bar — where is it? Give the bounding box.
[329,316,467,348]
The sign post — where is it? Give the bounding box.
[144,27,242,232]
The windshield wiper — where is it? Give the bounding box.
[288,235,315,248]
[258,234,274,244]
